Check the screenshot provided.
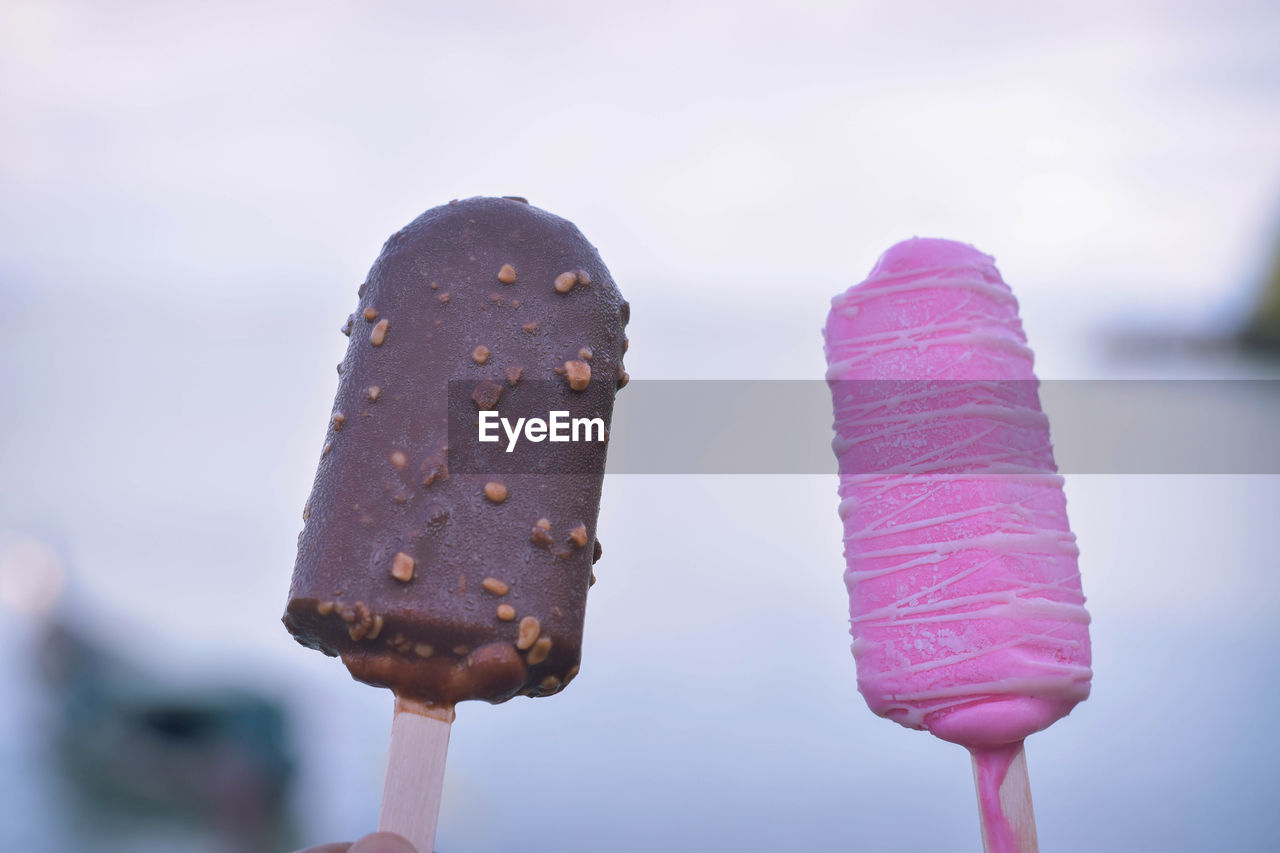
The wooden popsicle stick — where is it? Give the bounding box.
[378,696,455,853]
[970,740,1038,853]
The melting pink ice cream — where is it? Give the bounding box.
[824,238,1092,848]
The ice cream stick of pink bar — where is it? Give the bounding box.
[823,239,1092,852]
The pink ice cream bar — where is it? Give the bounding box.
[824,239,1091,850]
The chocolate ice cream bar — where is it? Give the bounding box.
[284,197,629,707]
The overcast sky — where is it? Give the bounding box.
[3,1,1278,312]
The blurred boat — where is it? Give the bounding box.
[38,618,298,852]
[1240,233,1280,354]
[0,531,299,853]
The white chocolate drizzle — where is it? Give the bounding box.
[824,241,1092,743]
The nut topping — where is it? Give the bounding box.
[516,616,541,650]
[531,518,553,546]
[564,360,591,391]
[481,577,510,596]
[390,552,415,582]
[527,636,553,665]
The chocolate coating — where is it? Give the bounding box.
[284,197,629,705]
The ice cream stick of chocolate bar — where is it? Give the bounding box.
[379,698,454,852]
[283,196,629,848]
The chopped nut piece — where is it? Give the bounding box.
[453,645,471,656]
[370,318,390,346]
[496,603,516,621]
[472,345,490,364]
[522,321,539,333]
[530,518,553,546]
[347,601,375,640]
[331,413,346,430]
[484,481,508,503]
[575,269,591,287]
[564,360,591,391]
[366,385,381,402]
[527,636,553,665]
[390,552,415,582]
[565,664,580,680]
[367,614,384,640]
[303,502,312,521]
[389,450,408,469]
[421,456,449,486]
[437,292,450,304]
[554,271,577,293]
[618,369,630,388]
[321,441,333,457]
[472,380,503,410]
[578,346,593,360]
[539,675,561,691]
[497,263,517,284]
[341,315,354,336]
[568,524,589,548]
[363,307,378,321]
[414,643,434,658]
[316,600,334,615]
[505,365,523,386]
[593,539,603,563]
[516,616,541,650]
[482,577,510,596]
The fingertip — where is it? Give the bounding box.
[348,831,418,853]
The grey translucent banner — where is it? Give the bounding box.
[603,380,1280,474]
[449,380,1280,474]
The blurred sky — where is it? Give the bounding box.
[2,1,1280,851]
